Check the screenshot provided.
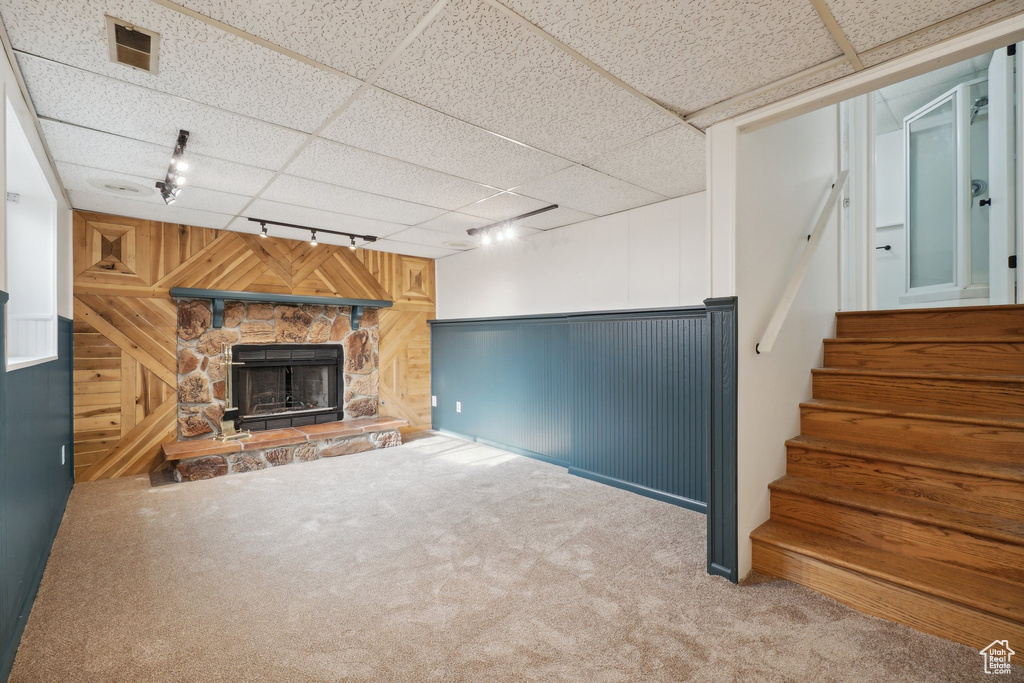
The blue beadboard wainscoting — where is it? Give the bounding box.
[0,291,75,680]
[429,298,738,582]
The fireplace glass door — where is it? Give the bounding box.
[232,344,343,431]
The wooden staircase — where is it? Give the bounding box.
[751,304,1024,649]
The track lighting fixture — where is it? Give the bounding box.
[467,204,557,246]
[156,129,190,205]
[247,218,378,249]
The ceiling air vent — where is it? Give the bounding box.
[106,16,160,74]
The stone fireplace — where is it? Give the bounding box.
[175,299,380,440]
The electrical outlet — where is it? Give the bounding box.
[61,445,66,465]
[456,401,462,413]
[431,395,437,407]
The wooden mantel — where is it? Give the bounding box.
[168,287,393,330]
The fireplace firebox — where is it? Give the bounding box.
[231,344,343,432]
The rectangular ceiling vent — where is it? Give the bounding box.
[106,16,160,74]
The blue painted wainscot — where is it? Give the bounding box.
[0,292,75,680]
[430,299,738,582]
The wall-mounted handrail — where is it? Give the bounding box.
[756,170,849,355]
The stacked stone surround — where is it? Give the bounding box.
[175,299,380,439]
[164,418,406,482]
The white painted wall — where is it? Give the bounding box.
[435,193,708,319]
[710,105,840,579]
[875,129,907,309]
[0,49,72,321]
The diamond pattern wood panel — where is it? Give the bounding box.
[73,211,434,481]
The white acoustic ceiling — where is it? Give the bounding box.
[2,0,1020,258]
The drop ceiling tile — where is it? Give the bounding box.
[499,0,842,115]
[516,206,594,230]
[586,126,705,198]
[416,212,492,235]
[375,0,677,163]
[288,137,497,211]
[68,190,232,230]
[19,54,306,169]
[175,0,438,81]
[40,120,275,196]
[388,227,481,251]
[825,0,992,53]
[458,191,547,221]
[859,0,1024,67]
[243,199,406,240]
[515,166,665,216]
[686,61,855,130]
[262,174,445,226]
[57,161,251,215]
[322,86,572,190]
[0,0,359,132]
[875,99,900,134]
[363,240,458,260]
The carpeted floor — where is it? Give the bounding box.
[9,434,1013,681]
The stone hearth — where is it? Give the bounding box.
[175,299,380,439]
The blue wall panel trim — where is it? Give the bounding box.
[0,304,75,681]
[568,467,707,513]
[430,305,713,511]
[704,297,739,583]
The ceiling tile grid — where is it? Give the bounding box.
[458,191,548,221]
[415,212,493,235]
[68,189,233,230]
[57,161,250,215]
[496,0,844,116]
[18,54,308,169]
[260,174,447,226]
[514,165,666,216]
[0,0,360,133]
[40,119,276,196]
[288,137,499,211]
[516,205,594,230]
[363,239,459,260]
[174,0,440,81]
[824,0,993,53]
[242,199,407,240]
[585,124,706,198]
[375,0,678,163]
[322,85,573,190]
[858,0,1024,68]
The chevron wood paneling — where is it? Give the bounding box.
[73,211,435,481]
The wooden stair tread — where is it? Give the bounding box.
[836,303,1024,317]
[751,520,1024,622]
[786,435,1024,483]
[801,398,1024,430]
[825,336,1024,344]
[769,475,1024,545]
[812,367,1024,383]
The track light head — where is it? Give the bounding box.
[349,236,356,251]
[481,233,491,246]
[260,223,268,238]
[310,230,318,247]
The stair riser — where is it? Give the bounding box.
[823,341,1024,374]
[812,374,1024,418]
[836,308,1024,339]
[752,541,1024,650]
[786,447,1024,521]
[769,490,1024,583]
[801,406,1024,462]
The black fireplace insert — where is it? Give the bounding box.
[231,344,343,431]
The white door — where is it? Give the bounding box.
[988,46,1016,304]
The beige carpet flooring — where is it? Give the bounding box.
[9,434,1013,682]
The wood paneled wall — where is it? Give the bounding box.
[72,211,435,482]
